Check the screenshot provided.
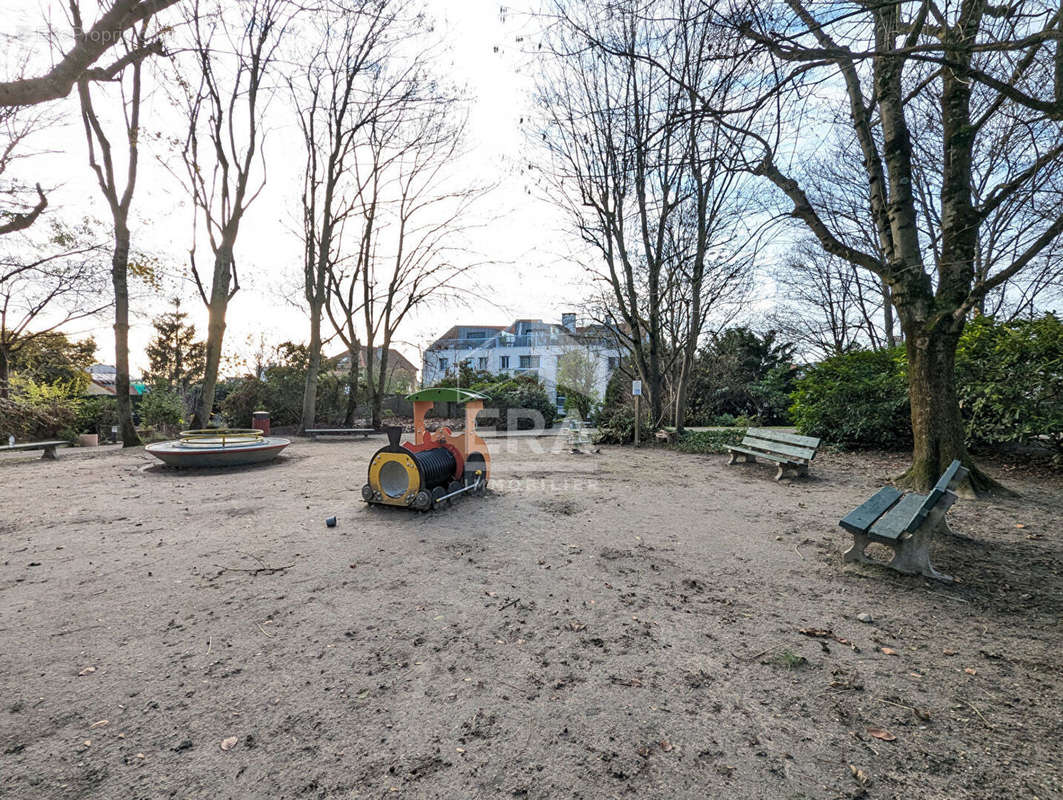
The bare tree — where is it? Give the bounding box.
[326,66,483,429]
[178,0,296,427]
[770,241,896,359]
[589,1,1063,491]
[538,0,755,430]
[0,228,108,396]
[0,104,50,237]
[290,0,411,433]
[74,1,158,445]
[0,0,179,108]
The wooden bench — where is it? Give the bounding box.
[0,440,70,460]
[726,428,821,480]
[305,428,378,440]
[840,460,967,583]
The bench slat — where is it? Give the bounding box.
[739,437,816,462]
[933,460,967,493]
[869,493,930,541]
[840,486,903,534]
[746,428,821,450]
[0,441,69,452]
[727,445,797,465]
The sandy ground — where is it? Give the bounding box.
[0,436,1060,800]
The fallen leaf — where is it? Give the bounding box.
[220,736,238,751]
[866,727,896,741]
[880,647,898,656]
[964,667,977,675]
[914,708,932,721]
[659,740,673,752]
[942,648,958,656]
[81,739,92,747]
[799,627,832,638]
[1015,523,1025,529]
[77,666,96,676]
[849,764,870,785]
[89,720,108,729]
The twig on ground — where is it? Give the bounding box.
[257,623,273,638]
[966,701,994,729]
[498,597,520,612]
[212,562,295,578]
[739,642,787,662]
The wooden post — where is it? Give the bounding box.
[634,394,640,447]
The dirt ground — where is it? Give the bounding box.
[1,436,1060,800]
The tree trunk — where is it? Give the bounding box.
[0,346,9,400]
[112,222,141,447]
[881,279,896,348]
[194,242,234,428]
[300,296,323,434]
[897,322,1000,495]
[342,342,359,426]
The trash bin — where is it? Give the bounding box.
[252,410,271,435]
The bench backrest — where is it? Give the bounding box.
[902,460,968,533]
[742,428,821,462]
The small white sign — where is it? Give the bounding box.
[632,380,642,396]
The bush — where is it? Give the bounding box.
[956,314,1063,451]
[476,373,556,430]
[0,387,79,441]
[75,396,119,437]
[558,383,595,421]
[673,428,746,454]
[593,404,650,444]
[140,389,185,430]
[432,370,557,430]
[219,377,267,429]
[789,347,910,448]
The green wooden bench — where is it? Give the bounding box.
[840,460,967,583]
[0,440,70,460]
[726,428,821,480]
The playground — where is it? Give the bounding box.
[0,439,1060,799]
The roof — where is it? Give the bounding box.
[329,346,418,374]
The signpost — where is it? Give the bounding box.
[632,380,642,447]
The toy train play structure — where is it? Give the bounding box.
[362,388,491,511]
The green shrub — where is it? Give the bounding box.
[789,347,910,448]
[75,396,119,437]
[593,404,650,444]
[219,377,267,429]
[140,389,185,429]
[673,428,746,454]
[956,314,1063,451]
[558,383,595,421]
[0,391,79,441]
[432,370,556,430]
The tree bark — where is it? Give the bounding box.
[194,242,234,428]
[112,221,141,446]
[0,346,9,399]
[300,295,324,433]
[343,342,359,426]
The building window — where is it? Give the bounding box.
[500,355,509,369]
[519,355,540,369]
[477,356,488,370]
[607,356,619,370]
[439,357,449,371]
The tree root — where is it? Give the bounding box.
[895,459,1018,499]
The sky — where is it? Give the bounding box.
[3,0,595,374]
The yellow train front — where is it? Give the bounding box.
[361,389,492,511]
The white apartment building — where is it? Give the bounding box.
[421,313,624,402]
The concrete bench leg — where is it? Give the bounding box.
[843,532,872,564]
[728,452,754,466]
[888,509,954,583]
[41,445,58,460]
[775,462,807,481]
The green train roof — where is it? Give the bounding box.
[406,387,489,403]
